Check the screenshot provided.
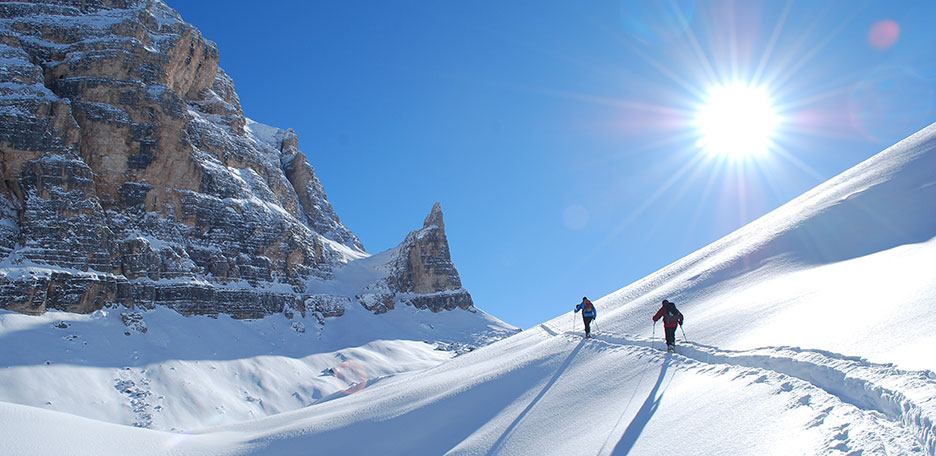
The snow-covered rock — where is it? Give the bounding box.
[0,0,481,323]
[355,202,476,314]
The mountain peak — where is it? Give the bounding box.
[373,202,473,312]
[423,202,444,230]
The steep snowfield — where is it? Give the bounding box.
[593,121,936,372]
[2,123,936,455]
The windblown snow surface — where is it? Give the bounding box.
[3,122,936,455]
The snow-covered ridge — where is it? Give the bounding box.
[673,121,935,284]
[582,122,936,370]
[245,117,289,148]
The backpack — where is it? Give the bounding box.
[663,301,680,324]
[583,299,593,312]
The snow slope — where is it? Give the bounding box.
[228,328,935,455]
[4,327,932,455]
[592,121,936,371]
[0,295,515,432]
[2,123,936,454]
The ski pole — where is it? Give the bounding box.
[652,321,656,350]
[680,324,688,343]
[594,320,600,333]
[572,311,576,334]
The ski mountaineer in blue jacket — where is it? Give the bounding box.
[575,297,596,338]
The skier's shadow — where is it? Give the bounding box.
[486,338,586,455]
[611,354,672,455]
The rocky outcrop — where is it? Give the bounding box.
[0,0,360,316]
[0,0,478,322]
[384,203,475,313]
[356,291,397,315]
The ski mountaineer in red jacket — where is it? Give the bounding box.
[575,297,596,338]
[652,299,684,353]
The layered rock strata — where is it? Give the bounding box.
[389,203,474,312]
[0,0,474,320]
[357,203,475,314]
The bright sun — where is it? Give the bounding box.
[695,85,779,159]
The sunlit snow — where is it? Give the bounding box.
[2,122,936,454]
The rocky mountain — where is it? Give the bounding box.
[357,203,475,315]
[0,0,479,323]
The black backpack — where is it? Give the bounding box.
[663,301,681,324]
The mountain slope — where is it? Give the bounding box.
[227,328,934,455]
[0,0,485,322]
[590,121,936,371]
[3,118,934,456]
[4,326,931,455]
[201,121,936,455]
[0,303,514,429]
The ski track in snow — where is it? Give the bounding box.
[540,324,936,455]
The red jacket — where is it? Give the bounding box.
[652,304,683,328]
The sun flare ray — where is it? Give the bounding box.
[751,0,795,86]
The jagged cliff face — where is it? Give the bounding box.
[0,0,472,319]
[388,203,474,312]
[356,203,475,315]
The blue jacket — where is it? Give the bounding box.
[575,301,596,318]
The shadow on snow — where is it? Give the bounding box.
[486,338,586,455]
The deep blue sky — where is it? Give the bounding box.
[172,1,936,329]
